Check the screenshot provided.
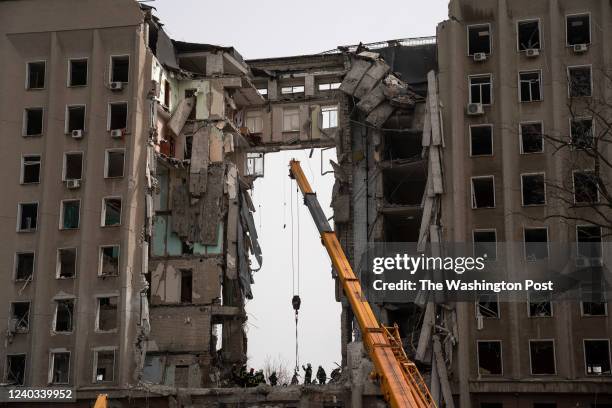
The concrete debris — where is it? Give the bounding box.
[188,125,210,196]
[167,96,195,136]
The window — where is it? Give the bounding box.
[574,170,599,204]
[185,89,197,120]
[256,87,268,96]
[68,59,87,86]
[283,108,300,132]
[530,340,556,375]
[110,55,129,83]
[105,149,125,178]
[524,227,548,260]
[21,155,41,184]
[99,246,120,277]
[5,354,26,386]
[318,82,341,91]
[468,24,491,55]
[477,340,502,375]
[101,197,122,227]
[66,105,85,133]
[96,297,118,331]
[93,350,116,383]
[520,122,544,154]
[26,61,45,89]
[519,71,542,102]
[60,200,80,230]
[518,20,541,50]
[469,75,492,105]
[471,176,495,208]
[521,173,546,206]
[570,118,593,148]
[528,292,552,317]
[108,103,128,131]
[321,106,338,129]
[584,340,611,375]
[245,110,263,134]
[163,80,171,107]
[470,125,493,156]
[10,302,30,333]
[577,225,602,261]
[17,203,38,232]
[281,85,304,94]
[477,293,499,318]
[473,230,497,261]
[49,351,70,384]
[57,248,77,279]
[23,108,43,136]
[568,66,592,97]
[581,282,607,317]
[15,252,34,281]
[63,152,83,181]
[54,299,74,332]
[180,269,193,303]
[567,14,591,46]
[246,152,265,177]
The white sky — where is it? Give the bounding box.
[149,0,449,377]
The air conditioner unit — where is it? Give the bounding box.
[110,81,123,91]
[573,44,588,53]
[473,52,487,62]
[525,48,540,58]
[71,129,83,139]
[110,129,123,138]
[66,179,81,189]
[467,103,485,116]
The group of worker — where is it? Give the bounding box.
[231,364,341,387]
[290,363,341,385]
[231,365,268,387]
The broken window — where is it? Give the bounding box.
[281,85,305,94]
[473,230,497,261]
[468,24,491,55]
[318,82,341,91]
[69,58,87,87]
[530,340,556,375]
[10,302,30,333]
[246,152,265,177]
[108,103,128,131]
[477,293,499,318]
[245,110,263,134]
[524,227,548,261]
[101,197,122,227]
[105,149,125,178]
[581,282,607,316]
[15,252,34,281]
[469,75,492,105]
[520,122,544,154]
[568,66,592,97]
[567,14,591,46]
[54,299,74,332]
[283,107,300,132]
[584,340,611,375]
[99,245,120,277]
[60,200,80,230]
[180,269,193,303]
[21,155,41,184]
[163,80,171,107]
[571,118,593,148]
[185,89,197,120]
[66,105,85,133]
[97,297,118,331]
[175,365,190,387]
[57,248,77,279]
[528,292,553,317]
[50,351,70,384]
[94,350,115,383]
[471,176,495,208]
[63,152,83,181]
[470,125,493,156]
[574,170,599,204]
[24,108,43,136]
[521,173,546,206]
[110,55,129,83]
[26,61,45,89]
[321,106,338,129]
[477,340,503,375]
[518,20,541,50]
[18,203,38,232]
[5,355,26,386]
[519,71,542,102]
[577,225,602,261]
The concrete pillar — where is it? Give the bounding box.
[305,74,315,97]
[205,52,224,76]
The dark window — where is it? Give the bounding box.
[518,20,540,50]
[468,24,491,55]
[102,198,122,226]
[530,340,556,375]
[474,230,497,261]
[164,80,171,107]
[522,174,546,205]
[185,135,193,159]
[180,269,193,303]
[477,293,499,318]
[581,283,607,316]
[520,71,542,102]
[50,352,70,384]
[175,365,189,387]
[67,106,85,133]
[61,200,80,230]
[105,150,124,178]
[472,177,495,208]
[18,203,38,231]
[64,152,83,181]
[569,66,592,97]
[524,228,548,260]
[470,75,492,105]
[27,61,45,89]
[574,171,599,204]
[584,340,611,375]
[94,350,115,383]
[57,248,77,278]
[520,122,544,154]
[109,103,128,130]
[567,14,591,45]
[5,355,26,386]
[97,297,118,331]
[22,155,41,184]
[577,226,602,260]
[111,56,129,83]
[10,302,30,333]
[571,118,593,148]
[528,292,552,317]
[185,89,197,120]
[54,299,74,332]
[24,108,43,136]
[15,252,34,281]
[477,341,502,375]
[100,246,120,276]
[470,125,493,156]
[69,59,87,86]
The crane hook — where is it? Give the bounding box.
[292,295,301,316]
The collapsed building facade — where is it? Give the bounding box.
[0,0,611,407]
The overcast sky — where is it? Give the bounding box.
[149,0,449,378]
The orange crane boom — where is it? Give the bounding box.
[289,159,436,408]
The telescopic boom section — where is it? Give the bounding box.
[288,160,436,408]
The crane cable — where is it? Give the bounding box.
[290,179,302,373]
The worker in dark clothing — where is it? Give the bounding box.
[246,368,256,387]
[237,365,247,387]
[329,367,341,383]
[255,369,266,385]
[291,370,300,385]
[268,371,278,386]
[316,366,327,385]
[302,363,312,384]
